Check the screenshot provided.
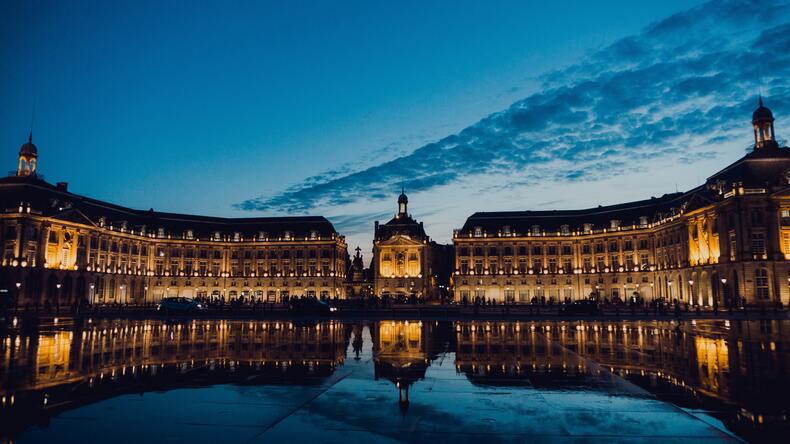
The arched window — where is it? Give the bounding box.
[755,268,769,299]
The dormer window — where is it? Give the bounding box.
[233,232,241,242]
[258,231,267,241]
[140,225,147,235]
[473,226,483,237]
[99,217,106,227]
[610,219,620,229]
[639,216,648,228]
[583,223,593,234]
[283,231,292,241]
[309,230,318,240]
[213,231,222,241]
[185,229,194,240]
[502,226,512,236]
[560,224,570,235]
[531,225,541,236]
[157,227,165,238]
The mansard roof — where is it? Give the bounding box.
[0,175,338,240]
[460,145,790,236]
[459,191,690,235]
[375,213,428,241]
[706,144,790,188]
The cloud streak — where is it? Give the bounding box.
[237,0,790,224]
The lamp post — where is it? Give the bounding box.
[90,283,95,306]
[15,282,22,311]
[688,279,694,306]
[55,283,62,313]
[719,278,727,310]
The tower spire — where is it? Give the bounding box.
[752,95,777,150]
[397,188,408,216]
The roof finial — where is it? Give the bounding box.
[759,94,764,108]
[28,100,36,143]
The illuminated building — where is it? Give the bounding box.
[372,191,450,299]
[0,139,348,306]
[453,99,790,307]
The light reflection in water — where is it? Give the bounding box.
[0,318,788,441]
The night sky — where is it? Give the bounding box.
[2,0,789,254]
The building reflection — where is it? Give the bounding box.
[0,319,347,435]
[1,318,788,440]
[453,319,789,439]
[371,321,433,411]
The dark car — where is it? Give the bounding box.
[158,297,206,313]
[289,298,336,315]
[561,299,600,315]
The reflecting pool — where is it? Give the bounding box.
[1,318,788,442]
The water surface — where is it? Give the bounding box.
[1,318,787,442]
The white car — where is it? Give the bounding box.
[158,297,205,313]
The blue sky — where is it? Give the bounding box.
[3,0,789,254]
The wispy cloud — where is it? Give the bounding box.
[237,0,790,232]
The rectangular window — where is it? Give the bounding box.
[751,233,766,257]
[755,269,769,299]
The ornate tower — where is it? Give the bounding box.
[753,96,778,150]
[17,132,38,176]
[398,188,408,217]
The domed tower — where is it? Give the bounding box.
[397,188,408,217]
[17,132,38,176]
[753,96,778,150]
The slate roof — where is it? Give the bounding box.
[0,175,338,240]
[460,145,790,235]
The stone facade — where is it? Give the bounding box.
[0,141,348,306]
[452,100,790,307]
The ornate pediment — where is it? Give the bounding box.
[49,208,97,227]
[378,234,424,247]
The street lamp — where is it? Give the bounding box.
[55,283,62,313]
[688,280,695,305]
[15,282,22,310]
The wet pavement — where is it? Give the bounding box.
[2,318,787,443]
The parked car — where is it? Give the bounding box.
[289,298,336,315]
[158,297,206,313]
[561,299,600,315]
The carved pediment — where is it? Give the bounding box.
[378,234,424,247]
[49,208,97,227]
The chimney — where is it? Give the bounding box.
[56,182,68,192]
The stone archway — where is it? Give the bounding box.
[76,276,87,305]
[62,275,74,306]
[699,271,710,306]
[46,274,58,308]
